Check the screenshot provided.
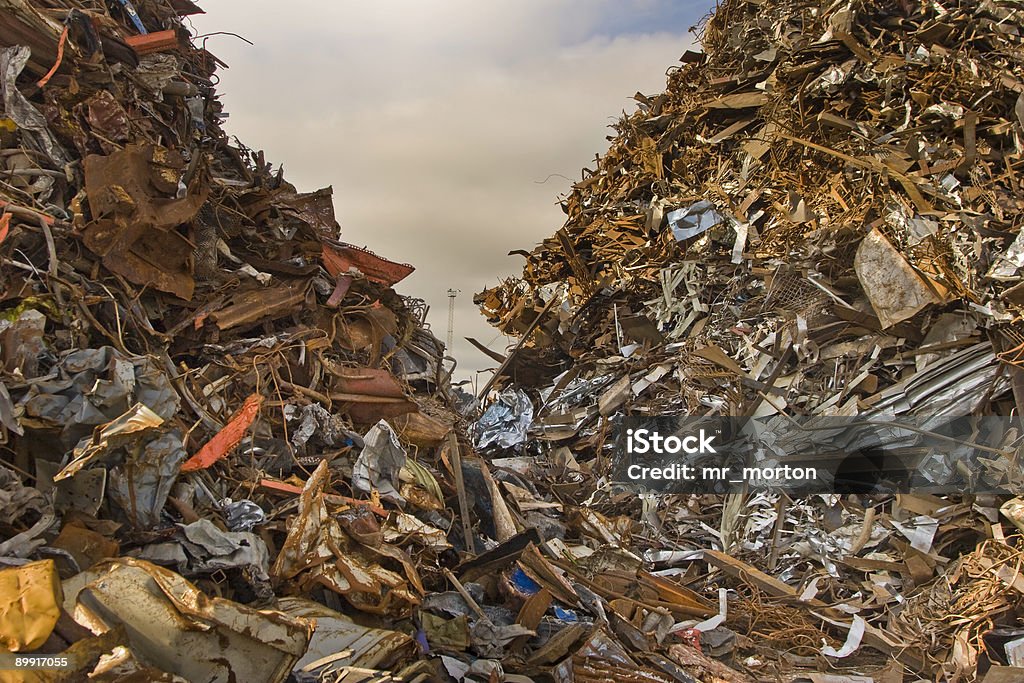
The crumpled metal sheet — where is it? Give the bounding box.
[66,558,311,683]
[353,420,407,507]
[666,200,725,241]
[132,54,183,93]
[135,517,271,585]
[51,402,186,529]
[56,403,164,481]
[420,588,533,659]
[177,517,270,578]
[0,45,67,163]
[23,412,183,530]
[473,387,534,450]
[82,90,131,152]
[237,184,342,242]
[134,517,272,582]
[988,228,1024,281]
[22,347,179,449]
[291,403,354,450]
[0,465,56,558]
[223,498,267,531]
[0,559,62,651]
[35,461,107,519]
[21,349,184,528]
[276,597,416,676]
[278,186,341,240]
[272,460,420,617]
[107,430,188,529]
[383,513,451,552]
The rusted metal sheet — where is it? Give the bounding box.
[271,461,420,618]
[331,366,417,423]
[281,186,341,240]
[124,30,179,56]
[51,523,119,572]
[334,367,407,398]
[84,218,197,300]
[238,186,341,241]
[208,280,310,331]
[82,90,130,150]
[82,143,208,300]
[326,274,353,308]
[322,242,414,287]
[180,393,263,472]
[84,144,207,230]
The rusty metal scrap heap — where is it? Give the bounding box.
[2,0,1024,680]
[471,0,1024,680]
[0,0,485,681]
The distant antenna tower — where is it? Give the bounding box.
[446,289,460,353]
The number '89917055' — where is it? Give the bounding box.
[11,656,70,669]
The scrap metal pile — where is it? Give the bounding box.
[0,0,499,681]
[473,0,1024,681]
[3,0,1024,680]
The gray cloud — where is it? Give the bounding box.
[192,2,696,388]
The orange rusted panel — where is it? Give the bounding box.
[180,393,263,472]
[322,242,414,287]
[331,367,417,423]
[124,30,179,56]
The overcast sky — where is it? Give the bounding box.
[191,1,707,388]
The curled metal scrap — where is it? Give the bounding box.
[728,589,830,657]
[890,540,1024,676]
